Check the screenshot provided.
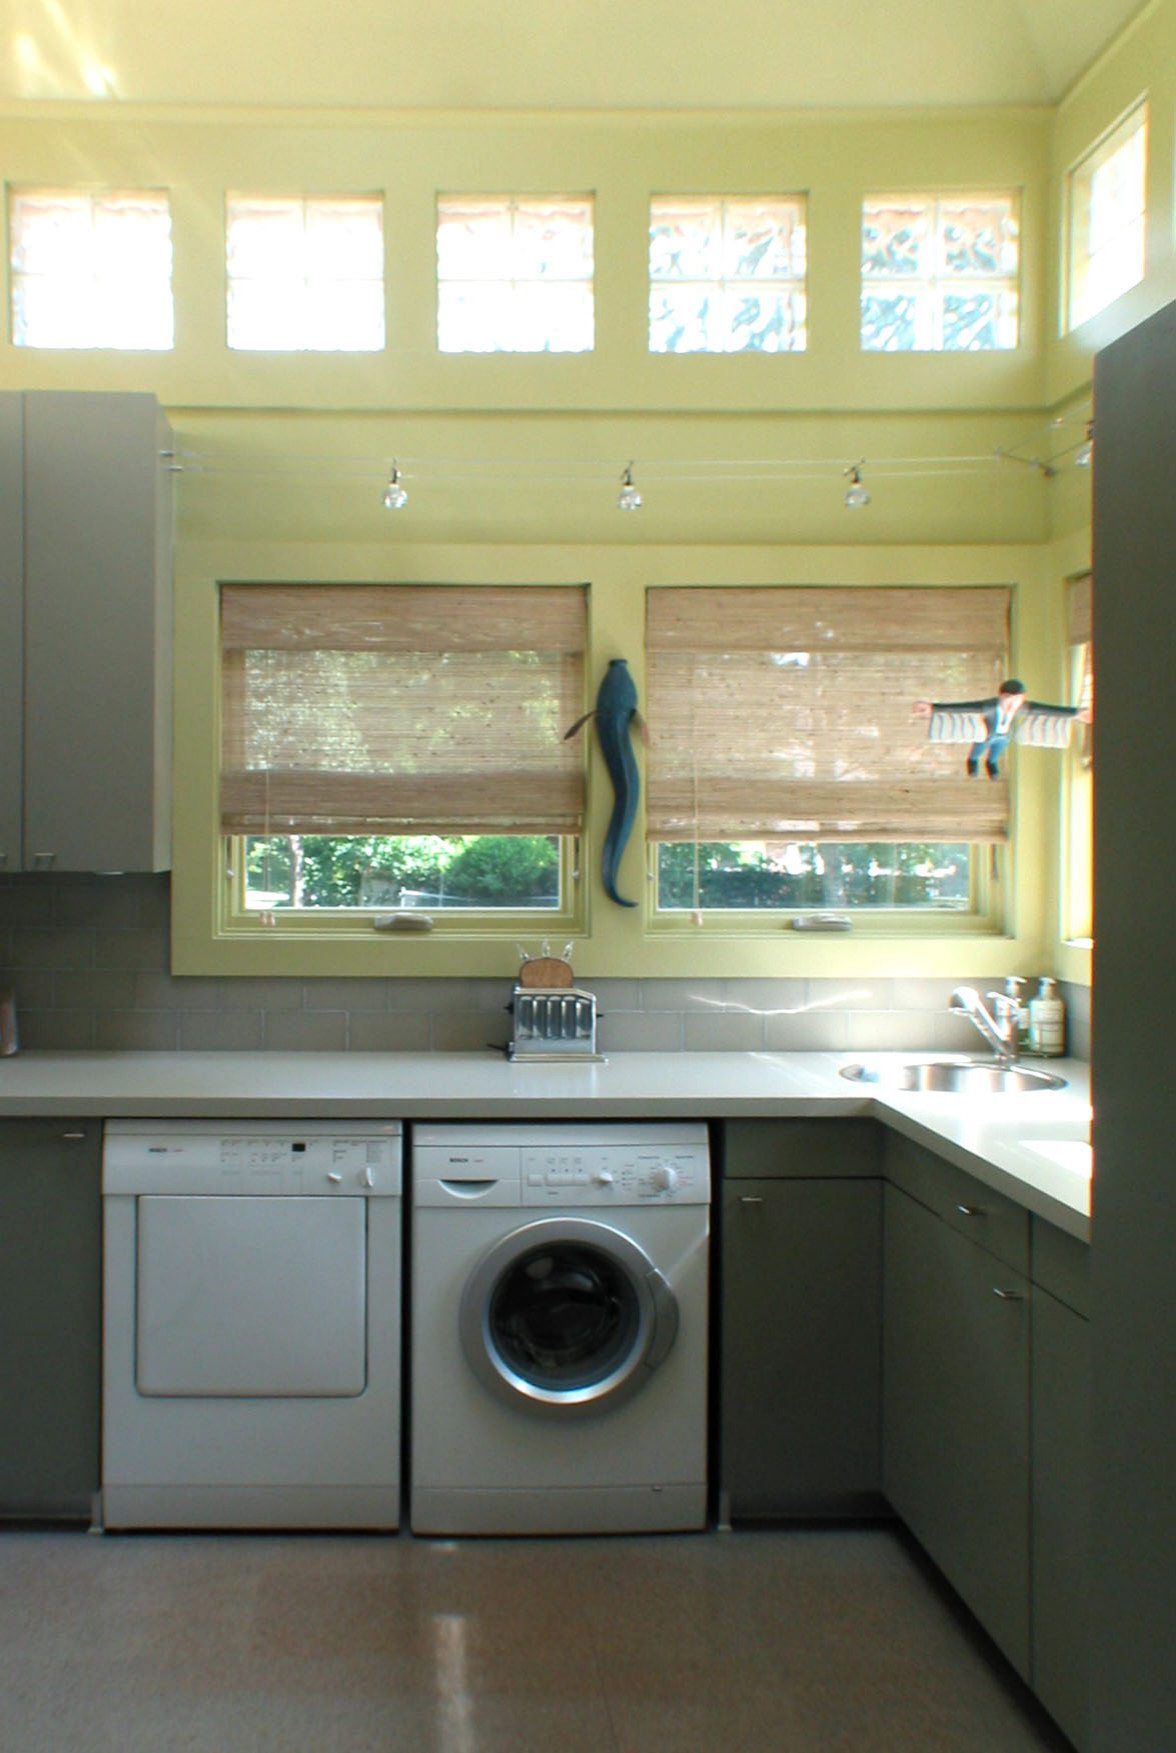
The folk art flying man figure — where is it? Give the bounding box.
[913,678,1093,778]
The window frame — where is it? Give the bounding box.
[223,191,386,354]
[647,193,808,355]
[214,579,588,945]
[1065,99,1148,334]
[220,832,583,940]
[8,184,175,352]
[1062,575,1093,946]
[645,838,995,936]
[642,583,1012,937]
[172,562,1046,979]
[859,188,1021,354]
[435,193,595,354]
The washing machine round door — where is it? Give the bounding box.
[459,1217,679,1415]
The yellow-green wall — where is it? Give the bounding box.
[9,0,1176,987]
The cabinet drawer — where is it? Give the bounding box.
[1032,1219,1090,1316]
[722,1118,883,1180]
[884,1131,1029,1275]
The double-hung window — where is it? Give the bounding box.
[645,586,1010,923]
[219,584,586,930]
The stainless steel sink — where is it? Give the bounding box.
[839,1060,1067,1094]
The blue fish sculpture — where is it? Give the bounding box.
[564,659,640,907]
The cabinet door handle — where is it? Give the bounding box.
[957,1203,985,1217]
[32,852,56,869]
[62,1130,86,1140]
[992,1287,1025,1301]
[739,1195,764,1205]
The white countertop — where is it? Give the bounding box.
[0,1049,1092,1240]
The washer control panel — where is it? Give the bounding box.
[520,1142,709,1206]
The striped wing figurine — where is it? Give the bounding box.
[914,678,1091,779]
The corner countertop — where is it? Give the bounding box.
[0,1049,1092,1240]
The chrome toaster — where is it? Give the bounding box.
[508,986,603,1062]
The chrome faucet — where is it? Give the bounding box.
[949,985,1022,1068]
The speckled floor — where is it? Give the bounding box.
[0,1526,1072,1753]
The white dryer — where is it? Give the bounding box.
[410,1121,710,1536]
[102,1119,402,1530]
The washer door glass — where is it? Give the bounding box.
[491,1240,639,1391]
[461,1219,679,1414]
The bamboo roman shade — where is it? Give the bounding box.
[646,586,1011,844]
[220,584,586,836]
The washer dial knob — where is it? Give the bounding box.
[646,1162,679,1194]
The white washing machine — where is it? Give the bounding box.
[410,1121,710,1536]
[102,1119,402,1530]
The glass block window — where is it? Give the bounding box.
[436,196,594,353]
[225,195,385,352]
[1067,103,1148,331]
[649,196,806,353]
[10,187,174,350]
[861,192,1019,352]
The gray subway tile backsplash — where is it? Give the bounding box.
[179,1009,265,1052]
[0,873,1091,1058]
[262,1010,349,1053]
[346,1012,433,1053]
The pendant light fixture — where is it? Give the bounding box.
[382,462,408,510]
[617,462,642,511]
[843,461,870,509]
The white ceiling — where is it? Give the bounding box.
[1,0,1148,111]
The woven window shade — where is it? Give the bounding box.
[220,584,586,836]
[646,586,1011,844]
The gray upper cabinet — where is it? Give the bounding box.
[0,391,174,873]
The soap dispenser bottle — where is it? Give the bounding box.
[1028,977,1065,1057]
[1002,976,1029,1051]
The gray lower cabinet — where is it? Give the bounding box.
[883,1176,1031,1679]
[883,1131,1092,1748]
[719,1120,884,1521]
[0,1120,102,1519]
[1031,1227,1091,1751]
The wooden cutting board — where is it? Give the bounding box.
[517,957,574,988]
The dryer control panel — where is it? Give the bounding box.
[103,1120,403,1196]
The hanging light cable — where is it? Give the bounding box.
[617,461,642,511]
[843,461,870,509]
[382,461,407,510]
